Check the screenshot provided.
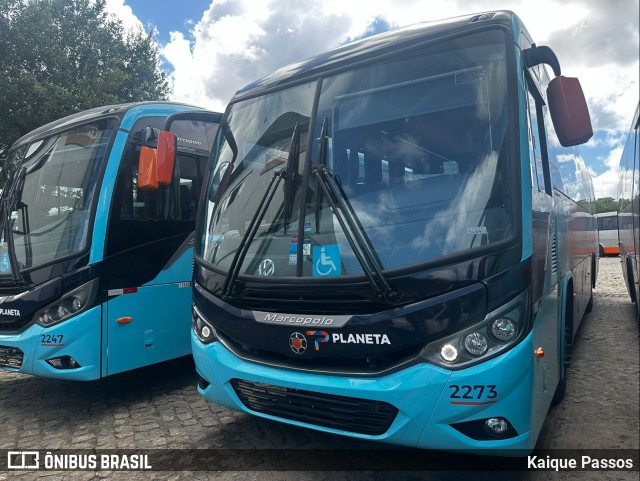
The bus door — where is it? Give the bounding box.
[103,112,220,376]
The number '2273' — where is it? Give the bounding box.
[449,384,497,400]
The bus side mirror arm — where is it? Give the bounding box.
[522,44,561,76]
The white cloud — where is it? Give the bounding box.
[159,1,637,116]
[108,0,638,199]
[592,146,624,199]
[103,0,144,33]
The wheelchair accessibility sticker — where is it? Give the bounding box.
[0,251,10,273]
[313,245,341,276]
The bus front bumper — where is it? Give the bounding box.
[192,331,538,454]
[0,306,101,381]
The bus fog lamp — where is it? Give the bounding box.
[464,332,488,356]
[46,356,80,370]
[485,417,508,434]
[440,344,458,362]
[491,318,516,341]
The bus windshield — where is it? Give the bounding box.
[199,29,514,279]
[0,118,115,274]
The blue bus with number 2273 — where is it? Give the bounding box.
[190,11,597,454]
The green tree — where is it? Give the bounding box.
[595,197,618,213]
[0,0,169,155]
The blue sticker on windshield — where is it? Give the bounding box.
[313,245,341,277]
[0,251,10,273]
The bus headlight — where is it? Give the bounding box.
[464,332,488,356]
[421,290,528,369]
[491,317,517,341]
[440,344,458,362]
[192,305,217,344]
[34,279,99,327]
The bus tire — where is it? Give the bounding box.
[598,244,605,257]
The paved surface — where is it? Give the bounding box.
[0,257,638,480]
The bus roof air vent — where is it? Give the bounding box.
[469,13,496,22]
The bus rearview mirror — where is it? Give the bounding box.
[547,76,593,147]
[156,131,176,185]
[138,146,159,190]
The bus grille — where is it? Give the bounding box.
[0,318,31,332]
[551,233,558,274]
[230,379,398,435]
[0,345,24,368]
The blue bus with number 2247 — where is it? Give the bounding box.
[0,102,220,380]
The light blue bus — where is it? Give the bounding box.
[191,11,596,453]
[0,102,220,380]
[618,103,640,324]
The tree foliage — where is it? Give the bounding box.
[595,197,618,214]
[0,0,169,154]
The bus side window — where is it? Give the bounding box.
[107,140,199,257]
[175,154,207,221]
[526,90,542,191]
[525,64,558,197]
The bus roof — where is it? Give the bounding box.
[233,10,522,101]
[10,101,203,150]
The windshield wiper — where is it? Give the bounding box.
[220,168,287,298]
[221,126,301,298]
[312,120,401,304]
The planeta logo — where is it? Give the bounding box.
[289,332,307,354]
[0,308,21,317]
[306,330,330,351]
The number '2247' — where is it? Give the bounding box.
[40,334,64,345]
[449,384,497,400]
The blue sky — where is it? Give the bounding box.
[125,1,210,44]
[108,0,639,199]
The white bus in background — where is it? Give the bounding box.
[595,211,620,257]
